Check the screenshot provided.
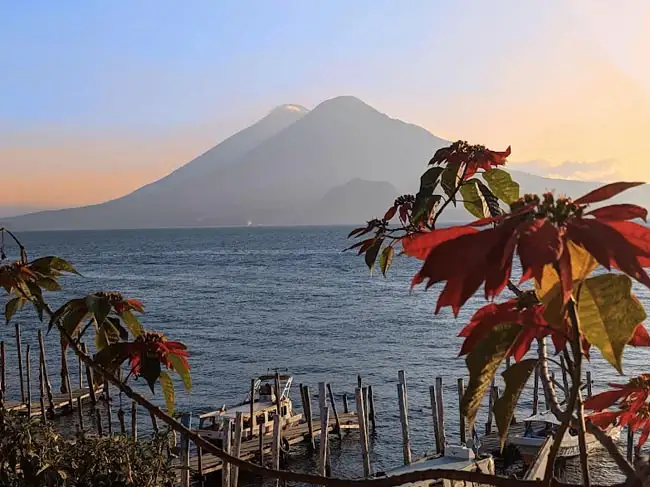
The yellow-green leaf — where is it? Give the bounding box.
[535,242,597,304]
[5,297,25,323]
[365,238,383,272]
[168,353,192,392]
[120,310,144,337]
[483,168,519,205]
[494,359,538,450]
[459,179,490,219]
[159,371,175,416]
[461,323,521,431]
[441,162,464,203]
[578,274,646,373]
[30,256,81,276]
[379,246,394,277]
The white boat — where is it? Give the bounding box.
[375,444,495,487]
[509,411,621,461]
[196,372,300,444]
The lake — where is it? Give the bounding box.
[2,226,648,481]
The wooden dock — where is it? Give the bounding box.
[5,385,103,417]
[177,412,359,477]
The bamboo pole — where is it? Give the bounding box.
[38,330,54,413]
[96,408,103,436]
[78,350,83,389]
[320,406,330,476]
[430,385,441,453]
[271,413,281,487]
[586,371,592,397]
[104,380,112,435]
[327,383,342,436]
[559,356,570,398]
[258,422,264,465]
[118,408,126,435]
[532,365,540,415]
[627,426,634,462]
[39,356,46,423]
[362,386,370,437]
[457,378,466,445]
[342,393,349,414]
[80,343,96,405]
[149,410,159,434]
[397,382,412,465]
[355,388,371,477]
[25,345,31,417]
[232,412,244,487]
[180,412,192,487]
[435,377,446,455]
[303,385,315,449]
[318,382,327,419]
[0,341,5,401]
[61,349,73,409]
[131,401,137,439]
[274,372,281,416]
[15,323,25,403]
[77,396,85,431]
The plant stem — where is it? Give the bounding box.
[430,164,469,227]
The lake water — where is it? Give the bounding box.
[2,226,649,482]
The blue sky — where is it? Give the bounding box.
[1,1,649,206]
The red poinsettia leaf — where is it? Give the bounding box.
[587,204,648,222]
[517,219,562,284]
[126,298,144,313]
[567,219,650,289]
[402,226,478,260]
[587,410,620,428]
[636,421,650,448]
[574,182,645,205]
[584,389,628,411]
[605,221,650,266]
[384,205,398,221]
[629,324,650,346]
[511,327,538,362]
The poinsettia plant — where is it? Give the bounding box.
[0,228,190,415]
[349,141,650,485]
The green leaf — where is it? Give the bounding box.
[35,277,62,292]
[461,322,521,431]
[483,169,520,205]
[120,310,144,337]
[476,181,502,217]
[419,167,444,191]
[85,295,111,328]
[411,194,442,225]
[441,162,464,204]
[29,256,80,276]
[494,359,538,450]
[378,246,394,277]
[159,371,175,416]
[5,297,25,323]
[577,274,646,373]
[168,353,192,392]
[93,343,129,377]
[103,316,128,341]
[365,238,384,272]
[459,179,489,219]
[141,356,162,394]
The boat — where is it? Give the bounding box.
[509,411,621,461]
[374,444,495,487]
[196,371,301,445]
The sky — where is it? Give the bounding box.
[1,0,649,208]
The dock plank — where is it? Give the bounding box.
[5,385,104,417]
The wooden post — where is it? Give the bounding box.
[77,397,85,431]
[355,388,371,477]
[231,412,244,487]
[586,371,592,397]
[435,377,446,455]
[149,410,159,434]
[38,330,54,413]
[258,422,264,465]
[429,385,441,453]
[0,341,5,400]
[78,351,83,389]
[104,380,112,435]
[327,383,342,436]
[197,443,204,480]
[627,426,634,462]
[180,412,192,487]
[39,356,46,423]
[118,408,126,434]
[250,378,256,439]
[274,372,281,416]
[397,382,412,465]
[95,408,103,436]
[486,381,495,435]
[15,323,25,403]
[319,406,330,476]
[357,375,362,388]
[25,345,31,417]
[131,401,137,439]
[303,385,315,449]
[342,393,349,414]
[362,386,370,437]
[367,385,376,431]
[318,382,327,418]
[532,364,540,415]
[80,343,96,405]
[271,413,281,487]
[398,369,408,406]
[457,378,467,444]
[61,350,73,409]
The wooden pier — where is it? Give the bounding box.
[5,385,104,417]
[180,412,359,476]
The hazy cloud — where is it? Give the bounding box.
[511,159,625,182]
